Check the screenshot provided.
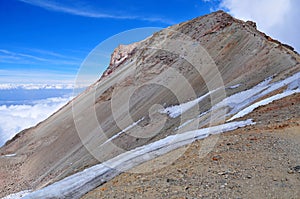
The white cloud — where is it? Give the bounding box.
[19,0,127,19]
[218,0,300,52]
[0,49,81,66]
[0,96,72,146]
[25,48,81,60]
[18,0,173,24]
[0,71,77,85]
[0,83,82,90]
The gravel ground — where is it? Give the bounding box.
[82,94,300,199]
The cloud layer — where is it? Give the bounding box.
[0,83,84,90]
[0,96,72,146]
[219,0,300,52]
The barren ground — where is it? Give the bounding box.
[82,94,300,199]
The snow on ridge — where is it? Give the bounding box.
[161,71,300,125]
[102,117,144,145]
[175,109,210,130]
[175,118,194,130]
[228,84,241,89]
[226,71,300,120]
[288,78,300,90]
[259,71,300,97]
[1,190,31,199]
[3,154,16,157]
[21,119,254,199]
[160,77,273,119]
[160,76,273,124]
[216,76,273,111]
[229,88,300,121]
[160,89,218,118]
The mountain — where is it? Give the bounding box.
[1,10,299,198]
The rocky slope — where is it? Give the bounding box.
[0,10,299,198]
[82,94,300,199]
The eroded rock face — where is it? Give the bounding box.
[102,43,139,78]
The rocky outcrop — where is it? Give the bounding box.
[246,20,257,28]
[101,43,139,78]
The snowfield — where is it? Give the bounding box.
[18,120,254,199]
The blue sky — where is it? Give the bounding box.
[0,0,299,84]
[0,0,215,84]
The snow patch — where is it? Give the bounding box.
[175,118,195,130]
[160,71,300,123]
[160,89,217,118]
[220,71,300,118]
[23,119,254,199]
[114,55,128,66]
[215,76,273,112]
[2,190,31,199]
[175,110,210,130]
[102,117,144,145]
[287,78,300,90]
[259,72,300,97]
[3,154,16,157]
[229,89,300,121]
[228,84,241,89]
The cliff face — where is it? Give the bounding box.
[0,11,299,198]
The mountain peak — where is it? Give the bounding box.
[1,11,299,199]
